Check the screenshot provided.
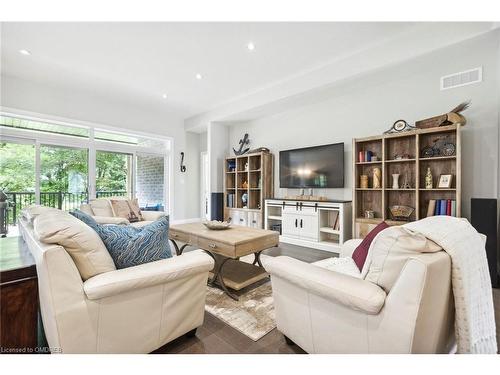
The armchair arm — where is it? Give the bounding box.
[93,216,130,225]
[339,239,363,258]
[141,210,167,221]
[83,250,214,300]
[263,256,386,314]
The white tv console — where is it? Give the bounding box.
[264,198,352,253]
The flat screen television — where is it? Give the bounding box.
[279,143,344,188]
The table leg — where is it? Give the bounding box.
[170,239,188,256]
[252,250,264,268]
[204,251,239,301]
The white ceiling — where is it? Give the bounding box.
[1,22,426,118]
[1,22,496,122]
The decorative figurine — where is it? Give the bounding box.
[360,175,369,189]
[392,174,400,189]
[233,133,250,155]
[373,168,381,189]
[244,162,249,171]
[402,174,412,189]
[241,192,248,208]
[425,168,433,189]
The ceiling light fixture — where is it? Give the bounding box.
[162,93,167,99]
[196,73,202,80]
[247,42,255,51]
[19,49,31,56]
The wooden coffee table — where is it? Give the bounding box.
[169,222,279,300]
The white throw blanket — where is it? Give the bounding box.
[404,216,497,354]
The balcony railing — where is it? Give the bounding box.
[5,190,128,225]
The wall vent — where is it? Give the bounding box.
[440,67,482,90]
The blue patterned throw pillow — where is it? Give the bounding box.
[70,210,172,269]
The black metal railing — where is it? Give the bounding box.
[5,190,128,225]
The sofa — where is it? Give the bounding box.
[80,198,165,227]
[263,235,456,354]
[19,207,214,353]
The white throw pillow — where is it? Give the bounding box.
[364,226,441,292]
[34,210,116,280]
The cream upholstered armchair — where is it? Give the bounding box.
[80,198,165,227]
[19,208,214,354]
[263,238,456,354]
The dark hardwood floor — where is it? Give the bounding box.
[155,242,500,354]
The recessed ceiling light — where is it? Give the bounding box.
[247,42,255,51]
[196,73,202,80]
[162,93,167,99]
[19,49,31,56]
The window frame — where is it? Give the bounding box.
[0,108,173,217]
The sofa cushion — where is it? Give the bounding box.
[89,199,114,217]
[34,210,116,280]
[364,226,442,292]
[352,221,389,271]
[110,198,143,223]
[79,203,94,216]
[71,210,172,269]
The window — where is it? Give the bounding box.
[40,145,88,210]
[135,153,165,210]
[96,151,133,199]
[0,111,171,224]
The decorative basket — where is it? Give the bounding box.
[389,205,414,221]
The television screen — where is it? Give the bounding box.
[279,143,344,188]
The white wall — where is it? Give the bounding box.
[227,32,500,219]
[0,75,201,220]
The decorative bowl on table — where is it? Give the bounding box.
[203,220,232,230]
[389,205,414,221]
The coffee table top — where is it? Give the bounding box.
[170,222,278,246]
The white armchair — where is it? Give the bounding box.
[20,218,214,354]
[263,239,455,354]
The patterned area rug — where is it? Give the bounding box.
[205,281,276,341]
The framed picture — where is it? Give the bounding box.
[438,174,453,188]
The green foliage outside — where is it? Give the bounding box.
[0,142,129,193]
[0,143,36,192]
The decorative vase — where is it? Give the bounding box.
[425,168,433,189]
[392,174,400,189]
[373,167,381,189]
[360,175,369,189]
[242,192,248,208]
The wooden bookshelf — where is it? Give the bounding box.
[224,151,273,228]
[352,124,461,238]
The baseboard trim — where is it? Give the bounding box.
[171,218,201,225]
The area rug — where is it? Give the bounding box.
[205,281,276,341]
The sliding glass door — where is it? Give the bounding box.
[96,150,133,199]
[40,145,88,210]
[0,139,36,224]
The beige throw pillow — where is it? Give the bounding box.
[89,199,114,217]
[34,210,116,280]
[364,226,442,292]
[110,198,143,222]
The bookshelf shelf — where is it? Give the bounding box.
[353,124,461,238]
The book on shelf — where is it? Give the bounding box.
[227,193,235,208]
[429,199,456,216]
[426,200,436,217]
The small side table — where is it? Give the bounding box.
[0,236,39,353]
